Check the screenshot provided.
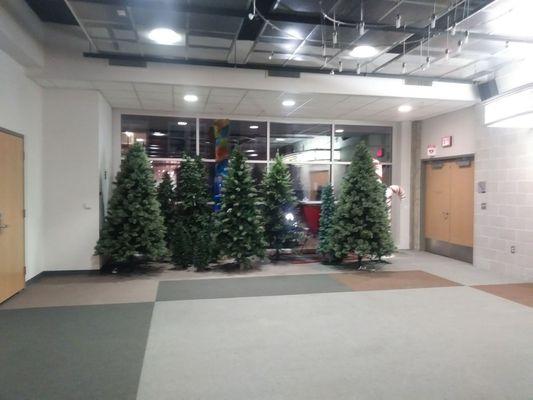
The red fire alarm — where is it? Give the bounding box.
[376,148,384,158]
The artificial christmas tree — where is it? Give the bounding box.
[260,153,296,260]
[96,143,167,266]
[171,155,212,271]
[317,184,336,263]
[157,171,175,247]
[331,142,394,268]
[217,149,266,269]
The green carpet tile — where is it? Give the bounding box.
[0,302,154,400]
[156,274,353,302]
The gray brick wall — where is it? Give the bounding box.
[475,127,533,280]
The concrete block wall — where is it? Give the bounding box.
[475,126,533,280]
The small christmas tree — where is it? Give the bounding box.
[171,155,212,271]
[96,143,167,265]
[331,142,394,268]
[217,149,266,269]
[317,184,336,263]
[260,153,296,260]
[157,171,175,247]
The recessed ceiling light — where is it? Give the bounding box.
[149,145,160,148]
[350,45,379,58]
[282,99,295,107]
[177,121,188,126]
[116,9,127,17]
[398,104,413,113]
[250,125,259,129]
[245,149,256,153]
[275,138,286,142]
[184,94,198,102]
[249,153,259,157]
[135,138,145,142]
[152,132,166,136]
[285,29,302,40]
[148,28,182,45]
[335,129,344,133]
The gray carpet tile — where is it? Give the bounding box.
[156,274,353,301]
[0,302,154,400]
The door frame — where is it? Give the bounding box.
[420,154,474,263]
[0,126,26,297]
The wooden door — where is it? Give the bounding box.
[424,162,451,242]
[449,161,474,247]
[0,131,25,303]
[310,170,329,200]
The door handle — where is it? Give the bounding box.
[0,212,8,231]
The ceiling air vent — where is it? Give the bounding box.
[109,59,147,68]
[404,77,433,87]
[267,70,300,78]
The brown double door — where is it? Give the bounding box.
[0,130,25,303]
[424,158,474,262]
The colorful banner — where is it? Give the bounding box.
[211,119,230,211]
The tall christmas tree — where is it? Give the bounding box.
[317,184,336,263]
[96,143,167,265]
[260,153,296,260]
[217,149,266,269]
[157,171,175,247]
[171,155,212,271]
[331,142,394,268]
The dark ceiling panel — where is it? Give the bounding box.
[25,0,77,25]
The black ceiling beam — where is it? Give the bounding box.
[237,0,278,41]
[82,51,471,84]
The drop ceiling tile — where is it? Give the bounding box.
[92,81,134,92]
[173,86,211,96]
[134,83,172,93]
[209,88,247,97]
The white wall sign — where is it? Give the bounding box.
[427,144,437,157]
[441,136,452,147]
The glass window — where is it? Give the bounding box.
[270,123,331,162]
[202,161,266,197]
[151,160,181,184]
[199,119,267,160]
[122,115,196,158]
[289,164,330,201]
[333,125,392,162]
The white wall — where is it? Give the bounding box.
[0,49,44,280]
[419,106,478,160]
[42,88,111,271]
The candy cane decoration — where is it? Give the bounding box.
[373,158,406,219]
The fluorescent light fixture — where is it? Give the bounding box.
[282,99,295,107]
[245,149,255,153]
[148,28,182,45]
[250,125,259,129]
[122,131,134,137]
[485,87,533,128]
[184,94,198,102]
[335,129,344,133]
[275,138,286,142]
[116,9,127,17]
[350,45,378,58]
[285,29,302,39]
[152,132,166,136]
[149,145,160,148]
[135,138,145,142]
[249,153,259,157]
[177,121,188,126]
[398,104,413,113]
